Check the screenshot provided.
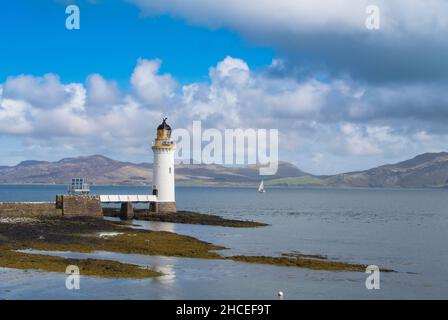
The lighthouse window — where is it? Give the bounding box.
[169,167,172,174]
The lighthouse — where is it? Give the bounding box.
[151,118,176,213]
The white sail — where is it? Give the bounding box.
[258,179,266,193]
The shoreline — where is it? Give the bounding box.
[103,208,269,228]
[0,216,394,278]
[1,183,447,191]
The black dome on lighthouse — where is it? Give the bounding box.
[157,118,171,130]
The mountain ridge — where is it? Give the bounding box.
[1,152,448,188]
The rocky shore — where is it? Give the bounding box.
[0,215,394,278]
[103,208,268,227]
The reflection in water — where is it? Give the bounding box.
[151,257,176,282]
[104,216,180,297]
[105,216,177,233]
[132,221,179,298]
[19,249,181,299]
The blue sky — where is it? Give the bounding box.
[1,0,448,174]
[0,0,273,84]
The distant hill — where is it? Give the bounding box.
[323,152,448,188]
[267,152,448,188]
[0,155,306,186]
[0,155,151,185]
[1,152,448,188]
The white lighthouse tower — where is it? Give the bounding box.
[151,118,176,213]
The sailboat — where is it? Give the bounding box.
[258,179,266,193]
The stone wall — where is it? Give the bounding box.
[156,202,177,213]
[0,196,103,218]
[60,195,103,217]
[0,202,61,217]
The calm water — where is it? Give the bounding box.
[1,185,447,299]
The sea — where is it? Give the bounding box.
[0,184,447,299]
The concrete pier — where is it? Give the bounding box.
[120,202,134,220]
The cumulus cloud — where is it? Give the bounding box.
[129,0,448,83]
[0,98,33,134]
[2,74,70,109]
[1,56,448,174]
[86,74,121,107]
[131,58,177,106]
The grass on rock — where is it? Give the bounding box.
[0,216,395,277]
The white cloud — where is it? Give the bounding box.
[130,0,448,35]
[2,73,69,109]
[210,56,251,87]
[1,56,448,174]
[131,58,177,105]
[340,124,381,156]
[86,74,121,106]
[129,0,448,82]
[0,98,33,134]
[32,107,92,138]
